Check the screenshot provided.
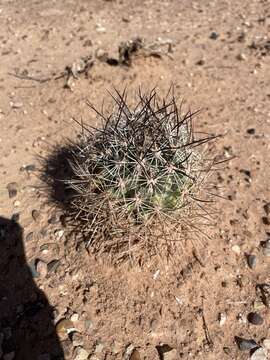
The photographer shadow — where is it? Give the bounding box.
[0,216,64,360]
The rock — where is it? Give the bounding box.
[28,259,40,278]
[218,312,227,326]
[196,59,205,66]
[13,200,20,207]
[247,254,257,269]
[74,347,89,360]
[83,39,92,47]
[6,182,18,198]
[262,217,270,225]
[237,53,247,61]
[55,229,64,239]
[84,319,93,332]
[25,232,34,242]
[95,24,106,33]
[61,340,73,358]
[247,312,263,325]
[72,332,84,347]
[262,247,270,256]
[20,164,36,172]
[48,214,59,224]
[163,349,178,360]
[261,239,270,255]
[95,343,104,353]
[156,345,176,360]
[124,344,135,359]
[257,284,270,307]
[264,240,270,249]
[36,260,48,278]
[250,347,267,360]
[232,245,241,255]
[263,203,270,215]
[262,339,270,350]
[32,209,40,221]
[10,101,23,109]
[209,31,219,40]
[253,299,265,311]
[56,319,76,340]
[247,128,256,135]
[235,337,258,351]
[130,349,141,360]
[71,313,79,322]
[11,213,20,222]
[38,354,51,360]
[3,352,15,360]
[47,259,60,273]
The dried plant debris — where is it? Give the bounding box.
[97,37,175,66]
[64,55,94,88]
[249,38,270,57]
[9,55,94,88]
[41,88,220,262]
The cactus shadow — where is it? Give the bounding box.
[38,142,78,211]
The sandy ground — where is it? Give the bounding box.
[1,0,270,359]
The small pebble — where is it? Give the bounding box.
[210,31,219,39]
[47,259,60,273]
[262,339,270,350]
[71,313,79,322]
[10,101,23,109]
[253,299,265,311]
[247,254,257,269]
[247,128,256,135]
[28,259,40,278]
[250,347,267,360]
[3,352,15,360]
[84,319,93,332]
[263,239,270,249]
[72,332,84,347]
[13,200,20,207]
[95,24,106,33]
[237,53,247,61]
[55,229,64,239]
[74,347,89,360]
[6,182,18,198]
[258,284,270,307]
[11,213,20,222]
[36,260,48,278]
[20,164,36,172]
[235,336,257,351]
[247,312,263,325]
[130,349,141,360]
[263,203,270,215]
[48,214,58,224]
[25,232,34,242]
[262,247,270,256]
[95,343,104,353]
[232,245,241,255]
[218,312,227,326]
[262,217,270,225]
[56,319,76,340]
[32,209,40,221]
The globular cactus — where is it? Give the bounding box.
[61,89,217,257]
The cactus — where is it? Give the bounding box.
[54,89,217,257]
